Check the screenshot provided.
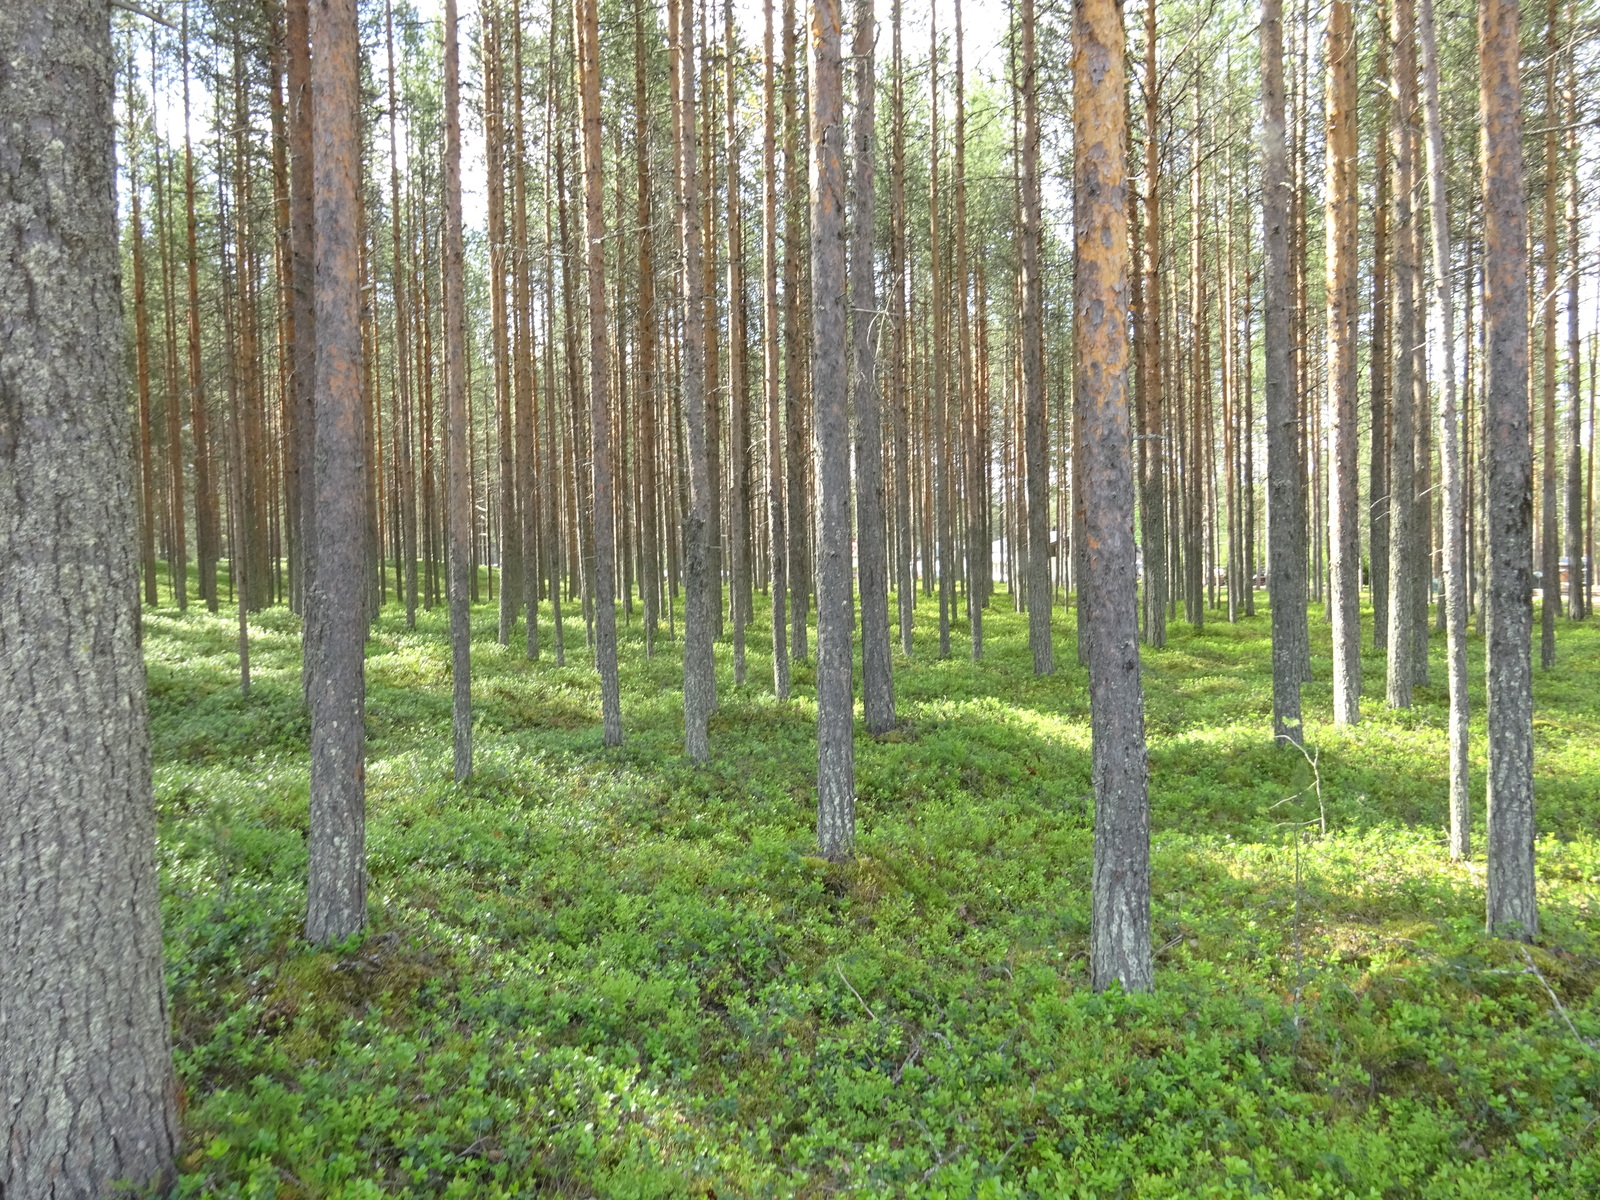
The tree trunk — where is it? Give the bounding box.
[1418,0,1470,858]
[579,0,623,746]
[305,0,369,944]
[1539,0,1560,666]
[852,0,893,735]
[762,0,790,695]
[1075,0,1150,996]
[1,4,180,1190]
[812,0,854,857]
[890,0,913,655]
[1386,0,1419,707]
[1480,0,1537,940]
[726,0,751,685]
[1021,0,1051,674]
[1325,0,1360,724]
[1369,2,1391,649]
[782,0,810,663]
[1563,32,1583,622]
[1260,0,1305,746]
[679,0,716,761]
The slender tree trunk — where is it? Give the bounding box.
[1418,0,1469,858]
[726,0,751,685]
[305,0,368,944]
[762,0,790,695]
[443,0,473,781]
[782,0,810,663]
[1260,0,1305,746]
[385,0,418,630]
[1539,0,1560,666]
[289,0,317,634]
[1386,0,1420,708]
[1480,0,1537,940]
[1138,0,1165,648]
[1369,3,1391,649]
[182,8,217,612]
[578,0,623,745]
[1075,0,1150,996]
[1,4,180,1189]
[1021,0,1051,674]
[852,0,893,734]
[1563,33,1583,622]
[636,0,660,657]
[679,0,716,761]
[1325,0,1360,724]
[890,0,913,655]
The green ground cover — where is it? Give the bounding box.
[146,582,1600,1197]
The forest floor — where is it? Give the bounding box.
[147,580,1600,1198]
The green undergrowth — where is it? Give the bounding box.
[144,580,1600,1197]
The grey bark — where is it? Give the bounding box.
[1418,0,1470,859]
[1386,0,1419,708]
[305,0,369,943]
[1260,0,1305,746]
[1,3,180,1191]
[680,0,717,761]
[1021,0,1051,675]
[852,0,894,736]
[1480,0,1537,939]
[813,0,855,858]
[443,0,472,782]
[762,0,790,697]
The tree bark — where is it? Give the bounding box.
[812,0,854,857]
[1138,0,1165,649]
[762,0,790,695]
[1418,0,1470,858]
[578,0,623,745]
[1325,0,1360,724]
[852,0,893,735]
[1386,0,1419,708]
[1,4,180,1190]
[1480,0,1537,940]
[1020,0,1051,674]
[1260,0,1305,746]
[1076,0,1150,996]
[305,0,369,943]
[679,0,717,761]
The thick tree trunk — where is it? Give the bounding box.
[305,0,369,944]
[1075,0,1150,996]
[1480,0,1537,940]
[812,0,854,857]
[578,0,623,746]
[852,0,894,735]
[0,4,180,1190]
[1325,0,1360,724]
[1418,0,1470,858]
[1021,0,1051,674]
[1260,0,1305,746]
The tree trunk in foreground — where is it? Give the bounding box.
[305,0,369,943]
[1260,0,1305,746]
[1077,0,1151,995]
[0,4,179,1191]
[813,0,855,858]
[1480,0,1537,939]
[578,0,622,746]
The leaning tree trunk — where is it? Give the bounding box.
[0,4,180,1192]
[1076,0,1151,996]
[578,0,623,746]
[1480,0,1537,940]
[1418,0,1470,859]
[305,0,369,944]
[852,0,894,736]
[1260,0,1305,747]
